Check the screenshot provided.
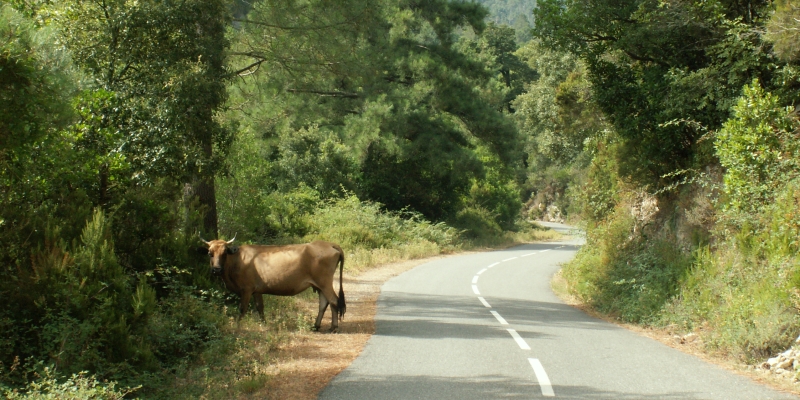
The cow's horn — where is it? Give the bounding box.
[198,233,211,245]
[226,233,237,244]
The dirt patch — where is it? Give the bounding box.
[249,254,454,400]
[550,269,800,397]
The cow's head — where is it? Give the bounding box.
[198,234,237,275]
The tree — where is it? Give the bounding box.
[533,0,774,186]
[0,5,74,154]
[229,0,523,222]
[54,0,231,236]
[766,0,800,62]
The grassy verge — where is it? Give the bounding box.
[137,198,564,398]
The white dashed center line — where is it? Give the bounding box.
[529,358,555,397]
[506,329,530,350]
[473,250,558,396]
[490,310,508,325]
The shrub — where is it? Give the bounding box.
[306,194,459,251]
[563,197,692,323]
[2,368,137,400]
[715,80,800,223]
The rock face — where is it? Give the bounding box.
[760,340,800,381]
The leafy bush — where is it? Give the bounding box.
[2,368,137,400]
[715,80,800,222]
[563,197,691,323]
[305,194,459,252]
[451,206,504,241]
[0,210,160,384]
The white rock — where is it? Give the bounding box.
[768,357,781,366]
[778,359,794,370]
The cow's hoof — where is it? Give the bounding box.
[311,325,321,332]
[328,327,339,334]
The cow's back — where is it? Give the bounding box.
[236,242,341,295]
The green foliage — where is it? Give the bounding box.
[665,241,800,361]
[305,194,459,252]
[715,80,800,220]
[452,206,503,241]
[474,0,537,43]
[0,5,75,152]
[533,0,775,186]
[146,293,227,369]
[230,0,524,222]
[766,0,800,62]
[564,202,692,323]
[513,39,607,222]
[578,134,621,223]
[2,368,138,399]
[1,211,155,384]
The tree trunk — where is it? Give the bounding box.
[196,176,218,238]
[195,140,218,238]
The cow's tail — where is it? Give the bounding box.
[336,245,346,319]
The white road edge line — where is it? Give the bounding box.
[490,310,508,325]
[472,276,479,284]
[487,262,500,268]
[477,268,487,275]
[528,358,555,397]
[502,256,518,261]
[478,296,491,308]
[519,252,537,257]
[506,329,530,350]
[472,285,480,295]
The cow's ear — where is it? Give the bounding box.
[226,246,238,255]
[196,246,209,255]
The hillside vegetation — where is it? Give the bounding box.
[533,0,800,367]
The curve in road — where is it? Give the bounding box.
[320,229,797,399]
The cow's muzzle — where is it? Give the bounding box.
[211,266,223,275]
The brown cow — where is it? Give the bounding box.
[199,236,346,332]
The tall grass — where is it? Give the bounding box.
[661,179,800,362]
[303,195,461,271]
[562,202,692,324]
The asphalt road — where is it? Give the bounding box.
[320,226,797,399]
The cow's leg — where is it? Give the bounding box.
[253,293,265,322]
[320,286,339,333]
[314,290,329,332]
[238,290,252,321]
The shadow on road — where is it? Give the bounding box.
[375,291,616,341]
[322,372,704,399]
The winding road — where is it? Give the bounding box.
[319,224,797,399]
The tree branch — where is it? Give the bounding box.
[286,89,360,98]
